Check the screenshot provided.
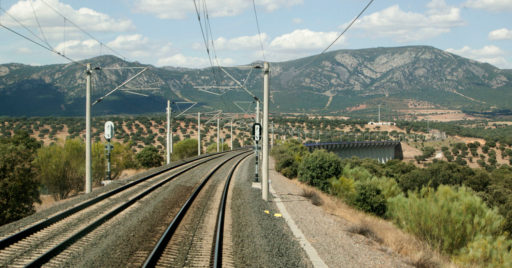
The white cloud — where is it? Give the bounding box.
[213,34,269,51]
[156,53,234,68]
[52,34,174,61]
[269,29,342,51]
[134,0,302,19]
[0,0,134,38]
[465,0,512,12]
[16,47,32,54]
[446,45,511,68]
[292,18,303,24]
[53,39,102,59]
[489,28,512,40]
[351,0,464,42]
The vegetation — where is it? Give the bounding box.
[0,131,41,225]
[297,149,341,192]
[272,140,512,267]
[388,186,504,254]
[172,139,198,160]
[136,146,163,168]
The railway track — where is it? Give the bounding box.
[0,150,248,267]
[142,152,251,268]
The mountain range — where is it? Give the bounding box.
[0,45,511,116]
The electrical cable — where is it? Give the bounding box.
[192,0,218,84]
[299,0,375,70]
[0,22,85,66]
[0,7,51,50]
[321,0,374,55]
[30,0,52,49]
[40,0,127,60]
[251,0,266,61]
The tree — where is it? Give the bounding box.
[136,146,163,168]
[111,142,138,178]
[34,139,84,200]
[232,138,241,149]
[0,132,41,225]
[172,139,198,160]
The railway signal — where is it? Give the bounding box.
[253,123,262,182]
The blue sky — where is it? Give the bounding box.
[0,0,511,68]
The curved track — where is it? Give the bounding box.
[143,152,251,268]
[0,150,248,267]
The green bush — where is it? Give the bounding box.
[341,165,373,181]
[368,176,402,200]
[271,140,308,179]
[136,146,163,168]
[172,139,198,160]
[388,185,505,254]
[34,139,85,200]
[454,235,512,267]
[298,149,341,192]
[0,132,41,225]
[329,175,356,200]
[351,181,387,217]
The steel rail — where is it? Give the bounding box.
[0,152,228,252]
[142,151,251,267]
[213,153,251,267]
[24,150,249,267]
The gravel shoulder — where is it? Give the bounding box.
[230,157,313,267]
[269,157,413,268]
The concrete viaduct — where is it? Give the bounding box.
[304,141,403,163]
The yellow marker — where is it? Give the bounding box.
[274,213,282,217]
[264,210,270,214]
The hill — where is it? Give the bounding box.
[0,46,511,116]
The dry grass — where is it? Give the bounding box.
[290,179,456,268]
[300,188,323,206]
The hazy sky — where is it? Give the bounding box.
[0,0,510,68]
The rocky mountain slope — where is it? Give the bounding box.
[0,46,511,116]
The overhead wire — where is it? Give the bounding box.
[298,0,375,70]
[1,1,155,104]
[192,0,218,85]
[251,0,266,61]
[40,0,127,61]
[321,0,374,55]
[0,7,52,50]
[0,19,85,66]
[200,0,231,110]
[29,1,52,49]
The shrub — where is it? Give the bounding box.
[368,176,402,200]
[388,185,505,255]
[454,235,512,267]
[351,182,387,217]
[136,146,163,168]
[329,176,356,200]
[298,149,341,192]
[0,132,41,225]
[342,165,373,181]
[34,139,85,200]
[172,139,198,160]
[272,140,308,179]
